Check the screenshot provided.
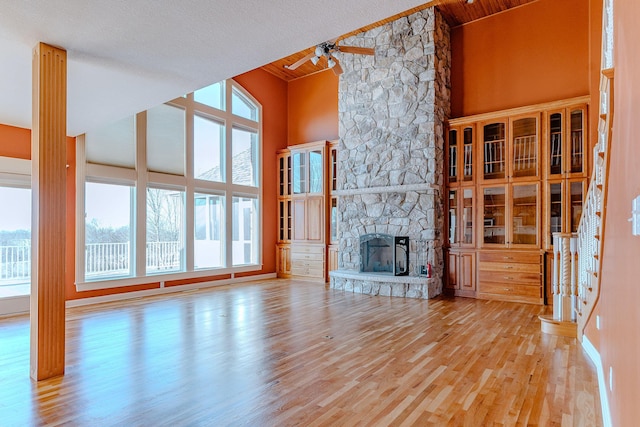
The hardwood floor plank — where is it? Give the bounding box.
[0,279,602,426]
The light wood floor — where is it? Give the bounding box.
[0,279,601,426]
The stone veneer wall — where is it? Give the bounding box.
[330,7,450,299]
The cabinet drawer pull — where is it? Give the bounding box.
[504,276,513,280]
[503,256,513,260]
[504,288,512,291]
[505,266,514,269]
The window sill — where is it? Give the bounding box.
[76,264,262,292]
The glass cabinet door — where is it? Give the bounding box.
[483,122,506,180]
[569,180,585,232]
[330,197,338,243]
[569,108,585,175]
[511,117,538,178]
[462,127,473,182]
[511,183,538,246]
[448,129,458,184]
[462,188,474,245]
[448,189,458,245]
[286,155,292,195]
[278,155,286,196]
[279,200,286,241]
[548,112,563,176]
[292,152,306,194]
[482,186,506,245]
[309,149,323,193]
[330,147,338,192]
[548,181,563,247]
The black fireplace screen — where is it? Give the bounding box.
[359,234,409,276]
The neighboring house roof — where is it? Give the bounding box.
[199,148,254,184]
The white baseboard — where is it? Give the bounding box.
[66,273,277,308]
[0,274,278,315]
[0,295,29,317]
[582,335,612,427]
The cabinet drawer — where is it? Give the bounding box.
[479,251,540,264]
[479,282,541,298]
[292,259,324,269]
[291,252,324,261]
[478,261,540,274]
[291,265,325,278]
[477,270,540,285]
[291,244,324,254]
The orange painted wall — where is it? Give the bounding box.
[595,0,640,424]
[0,124,30,159]
[0,66,288,301]
[450,0,590,118]
[288,70,339,146]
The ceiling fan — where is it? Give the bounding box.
[284,41,375,76]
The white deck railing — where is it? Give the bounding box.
[0,241,181,284]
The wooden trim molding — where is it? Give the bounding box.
[448,95,591,125]
[30,42,67,381]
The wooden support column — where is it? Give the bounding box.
[30,42,67,381]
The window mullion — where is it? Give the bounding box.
[185,98,195,271]
[135,112,147,277]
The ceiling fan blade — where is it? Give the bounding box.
[338,46,375,55]
[332,59,343,76]
[285,52,316,70]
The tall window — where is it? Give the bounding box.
[146,188,184,274]
[0,181,31,299]
[84,182,133,279]
[77,79,261,288]
[194,193,224,269]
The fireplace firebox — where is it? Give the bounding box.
[359,234,409,276]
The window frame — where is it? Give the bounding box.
[75,79,262,291]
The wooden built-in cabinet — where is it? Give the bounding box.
[446,250,476,297]
[276,149,292,278]
[446,124,477,298]
[328,141,339,273]
[277,140,335,282]
[477,250,543,304]
[445,97,589,304]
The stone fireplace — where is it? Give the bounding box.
[329,7,450,299]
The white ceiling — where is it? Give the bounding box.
[0,0,428,136]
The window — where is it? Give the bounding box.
[194,115,224,182]
[232,87,258,121]
[85,182,133,279]
[232,127,258,187]
[0,184,31,298]
[147,103,186,176]
[146,188,184,274]
[232,196,258,266]
[76,79,262,288]
[195,81,224,110]
[194,193,224,269]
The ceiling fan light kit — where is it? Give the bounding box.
[284,41,375,76]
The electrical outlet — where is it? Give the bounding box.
[609,366,614,392]
[632,196,640,236]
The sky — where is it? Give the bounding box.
[0,187,31,231]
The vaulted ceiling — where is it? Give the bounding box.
[0,0,536,136]
[262,0,537,81]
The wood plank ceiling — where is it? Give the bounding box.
[261,0,537,81]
